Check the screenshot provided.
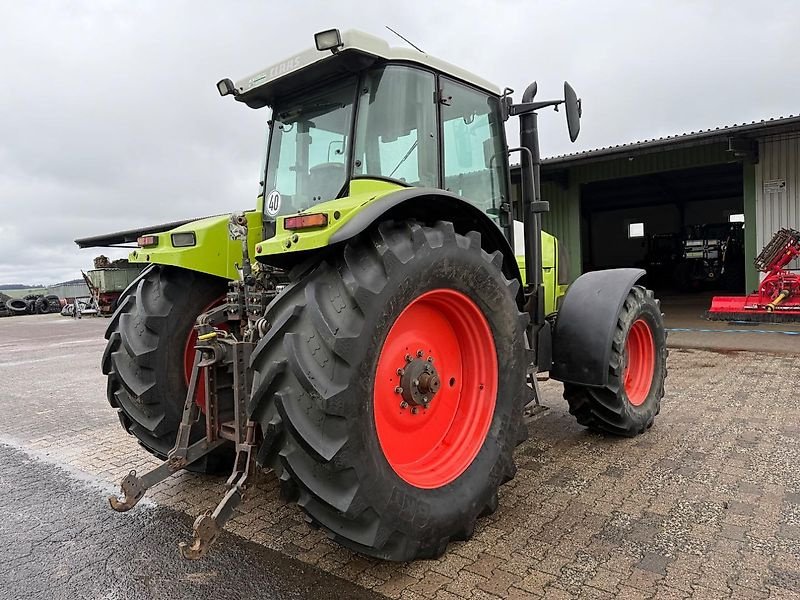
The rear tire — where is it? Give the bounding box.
[102,265,234,471]
[249,221,529,561]
[564,286,667,436]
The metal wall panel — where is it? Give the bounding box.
[755,135,800,270]
[541,181,581,279]
[47,282,90,300]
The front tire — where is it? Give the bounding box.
[564,286,667,436]
[249,221,529,561]
[102,265,233,470]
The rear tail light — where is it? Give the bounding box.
[137,235,158,247]
[284,213,328,230]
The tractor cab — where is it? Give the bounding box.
[220,29,511,231]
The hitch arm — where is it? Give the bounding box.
[108,437,227,512]
[108,348,224,511]
[178,422,259,559]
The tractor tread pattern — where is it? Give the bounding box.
[563,286,668,437]
[102,265,230,465]
[249,221,528,561]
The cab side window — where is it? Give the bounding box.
[354,66,438,187]
[441,78,508,220]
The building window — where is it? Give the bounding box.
[628,222,645,238]
[729,213,745,223]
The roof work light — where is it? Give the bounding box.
[216,78,238,97]
[314,29,343,53]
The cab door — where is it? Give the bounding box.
[439,77,512,242]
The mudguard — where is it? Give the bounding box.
[550,268,645,387]
[328,187,521,283]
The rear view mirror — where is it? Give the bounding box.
[564,82,582,142]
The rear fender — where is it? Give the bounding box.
[550,268,645,386]
[335,188,521,282]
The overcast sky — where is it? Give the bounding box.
[1,1,798,284]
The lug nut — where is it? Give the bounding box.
[416,349,424,357]
[400,401,408,409]
[427,356,433,363]
[396,368,404,376]
[411,407,419,415]
[405,354,412,363]
[394,386,403,394]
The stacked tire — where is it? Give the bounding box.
[35,295,62,314]
[7,298,28,314]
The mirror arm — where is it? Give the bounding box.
[508,99,564,117]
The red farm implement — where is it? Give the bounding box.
[708,228,800,322]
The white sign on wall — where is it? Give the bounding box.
[763,179,786,193]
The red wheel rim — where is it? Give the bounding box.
[374,289,498,489]
[623,319,655,407]
[183,297,227,410]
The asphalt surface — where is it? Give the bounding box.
[0,441,381,600]
[0,315,380,600]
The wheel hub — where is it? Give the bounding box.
[397,352,441,410]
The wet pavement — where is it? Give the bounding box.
[661,293,800,354]
[0,443,381,600]
[1,312,799,599]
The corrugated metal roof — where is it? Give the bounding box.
[51,278,85,287]
[543,114,800,166]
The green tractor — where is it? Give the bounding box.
[77,29,667,562]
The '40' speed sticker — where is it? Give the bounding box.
[265,190,281,217]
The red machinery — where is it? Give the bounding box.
[708,228,800,322]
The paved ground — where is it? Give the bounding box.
[1,313,799,599]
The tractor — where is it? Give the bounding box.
[76,29,667,562]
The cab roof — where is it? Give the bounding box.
[232,29,501,109]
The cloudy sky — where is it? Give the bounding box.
[1,1,798,284]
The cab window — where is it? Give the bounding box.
[441,78,508,220]
[354,66,438,187]
[265,78,356,214]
